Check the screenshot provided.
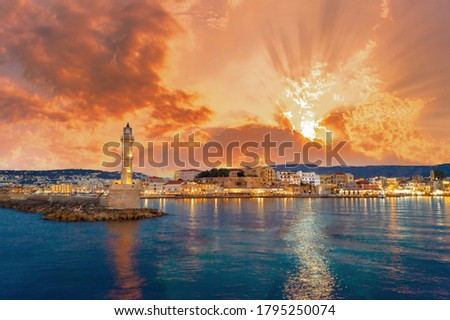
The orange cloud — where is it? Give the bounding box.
[145,90,213,138]
[0,0,213,130]
[0,78,69,122]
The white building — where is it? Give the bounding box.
[297,171,321,186]
[174,169,202,181]
[144,182,164,194]
[276,171,301,184]
[163,180,185,194]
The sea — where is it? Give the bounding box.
[0,197,449,299]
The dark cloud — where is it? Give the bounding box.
[0,0,213,131]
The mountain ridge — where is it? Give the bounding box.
[273,163,450,178]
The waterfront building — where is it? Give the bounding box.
[181,182,221,195]
[198,176,265,188]
[406,181,432,195]
[146,176,165,183]
[333,172,348,187]
[339,179,382,196]
[243,166,276,182]
[384,178,398,192]
[163,180,185,194]
[180,182,201,194]
[50,183,73,194]
[345,173,354,183]
[144,181,164,195]
[174,169,202,181]
[442,180,450,193]
[320,174,333,186]
[200,183,222,194]
[297,171,321,186]
[369,176,385,189]
[282,184,316,195]
[258,167,276,181]
[223,187,282,196]
[276,171,301,185]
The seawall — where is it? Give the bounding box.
[0,195,166,222]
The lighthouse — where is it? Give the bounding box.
[121,123,134,184]
[106,123,142,209]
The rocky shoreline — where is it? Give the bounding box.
[0,198,166,222]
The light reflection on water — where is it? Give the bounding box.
[107,221,143,299]
[283,200,336,299]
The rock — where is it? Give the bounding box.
[0,198,166,222]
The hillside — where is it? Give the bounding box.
[0,169,148,182]
[274,163,450,178]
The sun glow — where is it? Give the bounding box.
[280,63,333,141]
[278,41,379,142]
[276,38,449,163]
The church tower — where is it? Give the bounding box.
[121,123,134,184]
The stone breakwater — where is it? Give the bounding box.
[0,198,166,222]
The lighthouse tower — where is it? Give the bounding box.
[121,123,134,184]
[106,123,141,209]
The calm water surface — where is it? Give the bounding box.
[0,197,449,299]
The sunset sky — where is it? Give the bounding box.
[1,0,449,175]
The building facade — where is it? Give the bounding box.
[163,180,185,194]
[144,182,164,195]
[297,171,321,186]
[174,169,202,181]
[243,167,276,182]
[276,171,301,185]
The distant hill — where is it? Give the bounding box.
[0,169,148,181]
[2,164,450,181]
[273,163,450,178]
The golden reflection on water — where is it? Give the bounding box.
[284,202,335,300]
[214,198,219,215]
[158,198,166,213]
[444,197,450,225]
[107,221,144,299]
[184,198,202,257]
[384,198,408,290]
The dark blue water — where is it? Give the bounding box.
[0,197,449,299]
